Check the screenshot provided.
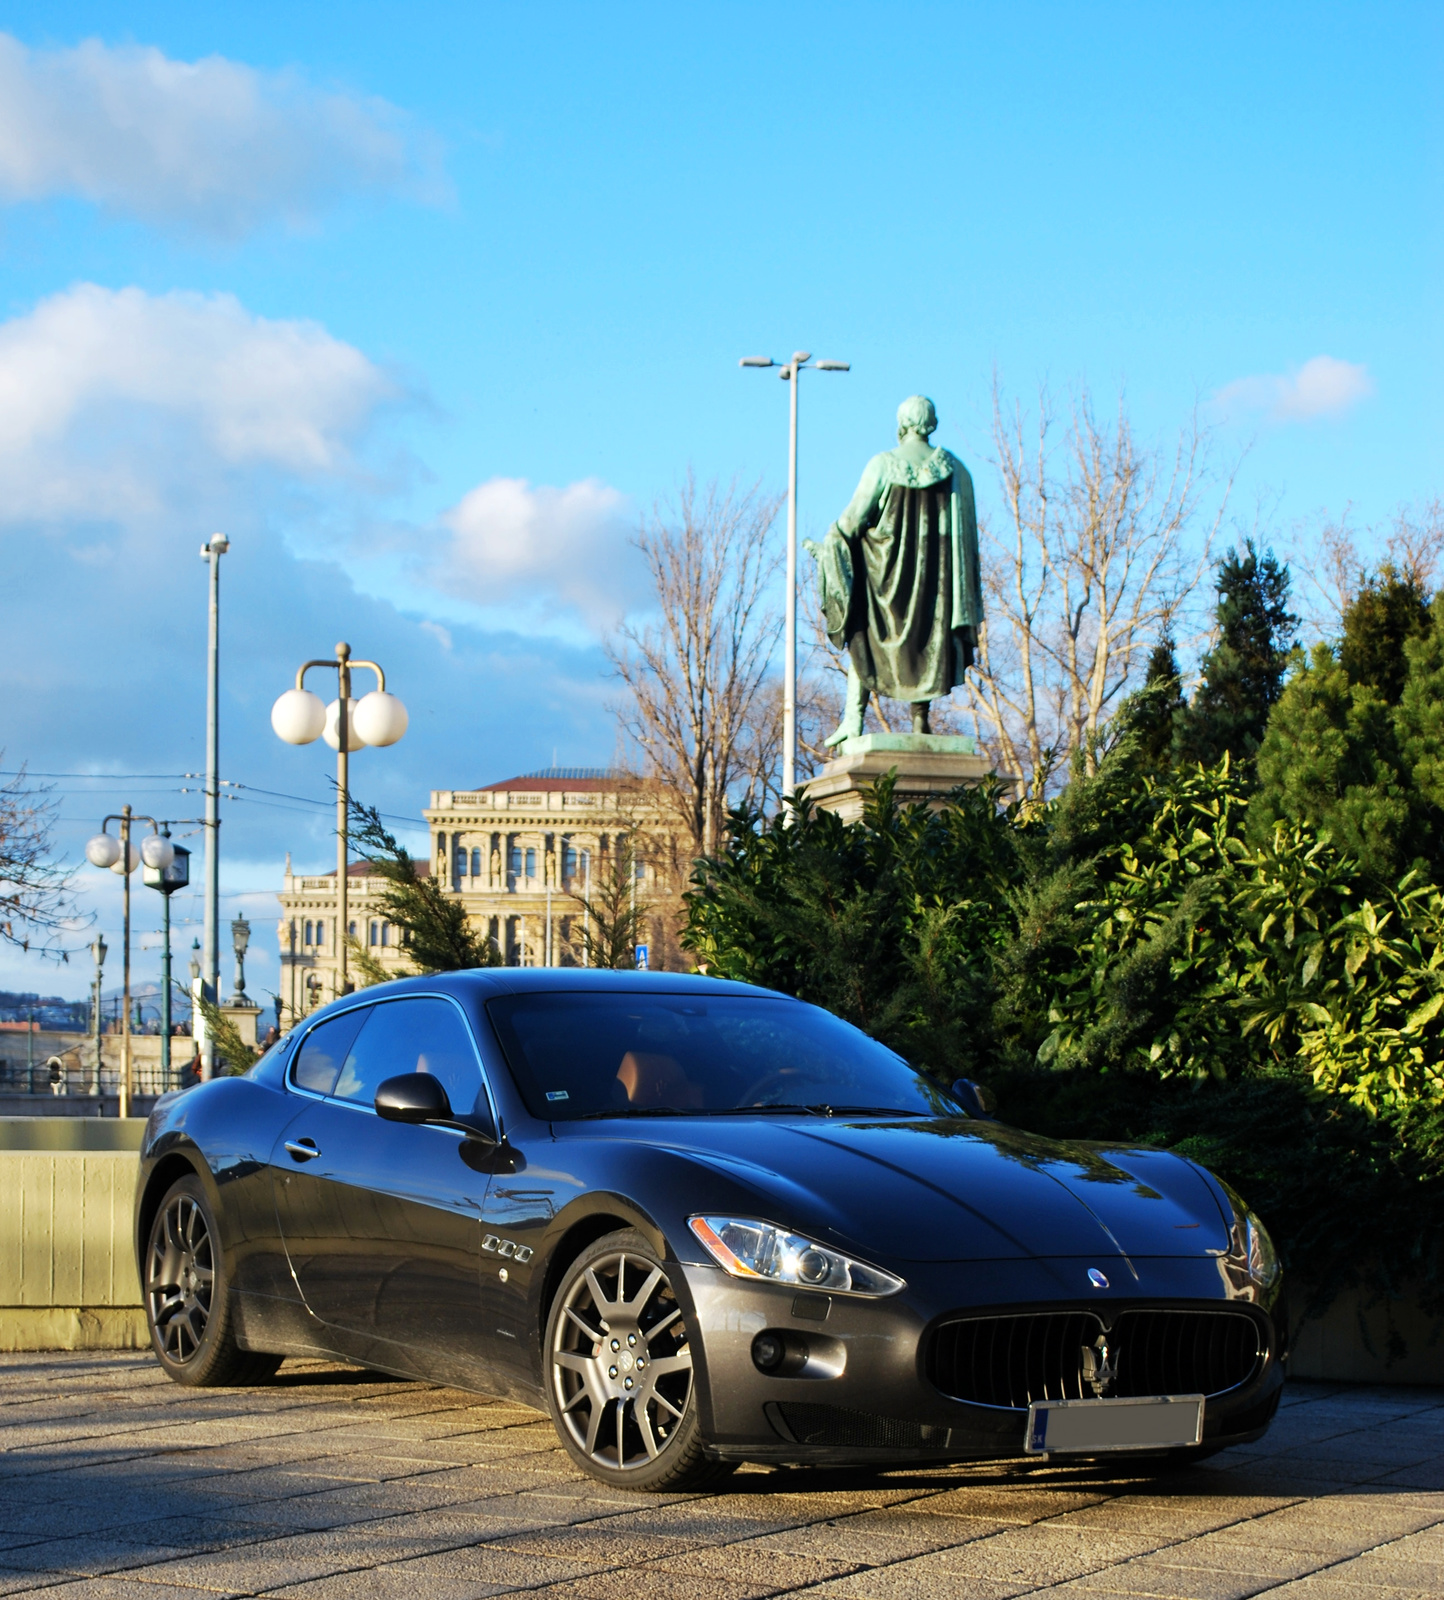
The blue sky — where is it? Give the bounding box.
[1,2,1438,1000]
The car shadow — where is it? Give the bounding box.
[263,1364,407,1388]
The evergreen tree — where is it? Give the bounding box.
[1395,593,1444,821]
[1127,633,1185,770]
[347,800,501,972]
[1249,644,1413,879]
[1339,567,1431,705]
[1175,542,1297,769]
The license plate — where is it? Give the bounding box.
[1025,1394,1204,1454]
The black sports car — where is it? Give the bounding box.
[136,970,1285,1489]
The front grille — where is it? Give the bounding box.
[928,1308,1264,1410]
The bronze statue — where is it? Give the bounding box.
[807,395,982,745]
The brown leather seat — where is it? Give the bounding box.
[616,1050,704,1110]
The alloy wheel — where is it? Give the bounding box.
[147,1193,215,1363]
[550,1248,694,1471]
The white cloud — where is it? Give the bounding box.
[0,33,441,235]
[1215,355,1374,422]
[0,283,394,521]
[438,476,644,634]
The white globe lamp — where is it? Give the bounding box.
[140,835,176,871]
[110,841,141,875]
[352,690,409,748]
[85,833,121,869]
[271,688,326,745]
[323,698,367,752]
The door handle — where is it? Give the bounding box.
[285,1139,321,1162]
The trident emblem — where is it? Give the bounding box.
[1081,1334,1118,1397]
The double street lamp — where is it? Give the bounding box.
[85,807,176,1118]
[271,642,407,998]
[740,350,850,806]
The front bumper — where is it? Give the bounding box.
[681,1256,1286,1465]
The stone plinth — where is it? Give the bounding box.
[801,733,998,824]
[219,1002,262,1045]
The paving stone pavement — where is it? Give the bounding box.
[0,1354,1441,1599]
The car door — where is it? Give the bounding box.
[272,996,494,1376]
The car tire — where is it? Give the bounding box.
[144,1174,282,1388]
[543,1228,732,1491]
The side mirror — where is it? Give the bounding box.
[376,1073,453,1124]
[951,1078,995,1120]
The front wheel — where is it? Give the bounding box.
[144,1174,282,1387]
[544,1229,731,1491]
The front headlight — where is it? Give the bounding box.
[1245,1210,1280,1289]
[688,1215,905,1297]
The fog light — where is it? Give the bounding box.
[751,1332,785,1372]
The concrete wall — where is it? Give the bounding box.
[0,1119,147,1351]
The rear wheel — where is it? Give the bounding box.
[144,1174,282,1387]
[544,1228,732,1491]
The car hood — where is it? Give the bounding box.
[647,1116,1231,1263]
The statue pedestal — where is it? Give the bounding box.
[801,733,997,824]
[219,1001,262,1046]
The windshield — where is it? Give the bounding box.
[486,991,958,1120]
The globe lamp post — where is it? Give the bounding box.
[142,827,190,1090]
[89,934,107,1096]
[271,642,407,998]
[85,806,175,1117]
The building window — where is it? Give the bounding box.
[369,921,378,946]
[471,847,481,877]
[304,920,313,946]
[348,921,356,939]
[457,850,467,876]
[380,923,389,947]
[562,841,578,881]
[508,840,522,877]
[525,847,536,879]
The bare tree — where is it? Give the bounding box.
[566,831,652,970]
[608,474,784,857]
[1293,498,1444,633]
[0,760,81,958]
[965,384,1230,797]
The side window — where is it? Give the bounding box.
[290,1008,369,1097]
[332,997,486,1122]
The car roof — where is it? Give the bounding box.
[293,967,786,1028]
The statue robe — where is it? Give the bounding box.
[813,445,983,703]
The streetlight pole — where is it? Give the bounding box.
[739,351,850,809]
[89,935,106,1096]
[272,644,408,1000]
[200,533,228,1080]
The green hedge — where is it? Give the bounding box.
[683,749,1444,1315]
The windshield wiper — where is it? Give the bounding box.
[577,1106,690,1119]
[801,1104,923,1118]
[735,1102,923,1118]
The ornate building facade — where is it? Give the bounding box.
[277,768,685,1018]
